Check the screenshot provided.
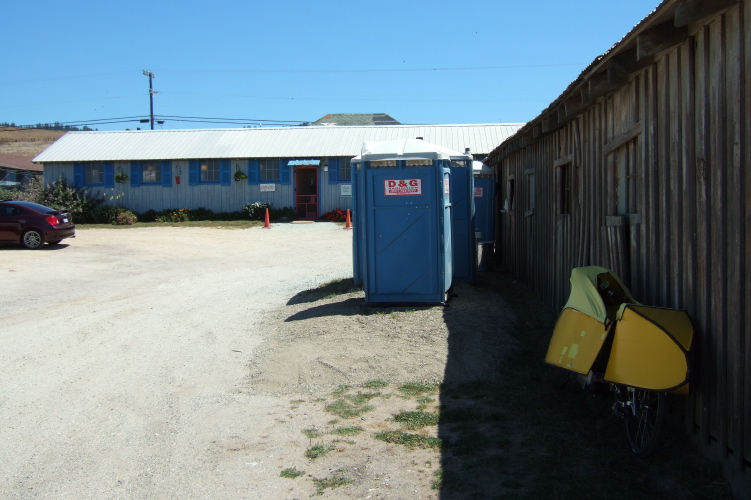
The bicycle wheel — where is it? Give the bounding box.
[624,388,665,457]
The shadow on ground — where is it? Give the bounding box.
[436,270,733,499]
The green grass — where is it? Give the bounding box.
[312,469,353,496]
[332,385,351,395]
[279,467,305,479]
[304,443,336,460]
[301,428,324,439]
[346,391,381,405]
[330,425,364,437]
[324,399,375,419]
[363,379,388,389]
[374,430,442,449]
[397,382,439,398]
[77,220,264,230]
[393,411,439,430]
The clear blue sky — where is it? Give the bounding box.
[2,0,660,130]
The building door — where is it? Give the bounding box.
[295,167,318,219]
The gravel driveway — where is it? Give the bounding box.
[1,224,358,499]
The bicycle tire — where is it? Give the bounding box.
[624,388,665,457]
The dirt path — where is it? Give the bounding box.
[0,224,520,499]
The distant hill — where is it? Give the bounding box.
[0,127,68,157]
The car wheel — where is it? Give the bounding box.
[21,230,44,249]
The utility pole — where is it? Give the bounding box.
[142,70,156,130]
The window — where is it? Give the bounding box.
[558,163,572,215]
[506,176,515,212]
[86,162,104,185]
[614,140,637,215]
[525,168,535,216]
[338,157,351,181]
[260,159,279,182]
[141,162,162,184]
[75,161,113,187]
[200,159,220,183]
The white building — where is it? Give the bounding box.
[34,123,522,219]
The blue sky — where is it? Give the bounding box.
[2,0,660,130]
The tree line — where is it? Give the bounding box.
[0,122,95,131]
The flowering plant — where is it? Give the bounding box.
[321,208,348,222]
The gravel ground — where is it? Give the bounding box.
[0,223,518,499]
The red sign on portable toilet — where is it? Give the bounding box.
[384,178,422,196]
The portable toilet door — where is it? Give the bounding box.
[448,154,475,283]
[351,156,365,286]
[360,139,453,304]
[473,161,495,242]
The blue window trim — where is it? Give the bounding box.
[129,161,173,187]
[75,161,114,188]
[328,158,339,184]
[326,157,352,185]
[188,159,227,185]
[280,159,290,185]
[338,157,352,183]
[248,160,260,185]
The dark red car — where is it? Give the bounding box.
[0,200,76,249]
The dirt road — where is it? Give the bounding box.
[1,224,361,498]
[2,223,520,499]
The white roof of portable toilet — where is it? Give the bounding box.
[360,139,472,162]
[473,160,493,175]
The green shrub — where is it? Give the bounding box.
[187,207,214,221]
[19,177,104,223]
[114,209,138,225]
[90,205,121,224]
[139,209,158,222]
[156,208,191,223]
[242,201,271,220]
[270,206,295,221]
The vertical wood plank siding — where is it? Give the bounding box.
[43,158,353,216]
[494,3,749,488]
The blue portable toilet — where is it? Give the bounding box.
[472,161,495,242]
[351,155,364,286]
[357,139,453,304]
[446,149,475,283]
[473,161,496,270]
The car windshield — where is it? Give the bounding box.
[8,201,58,213]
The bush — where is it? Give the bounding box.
[270,206,295,221]
[139,209,158,223]
[0,186,22,201]
[156,208,191,223]
[242,201,271,221]
[90,205,121,224]
[90,205,138,225]
[14,177,104,223]
[114,209,138,225]
[321,208,349,222]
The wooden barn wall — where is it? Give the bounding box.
[496,3,750,488]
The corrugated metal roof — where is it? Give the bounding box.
[33,124,523,163]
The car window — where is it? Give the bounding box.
[0,206,22,216]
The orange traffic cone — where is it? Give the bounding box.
[344,209,353,230]
[263,208,271,228]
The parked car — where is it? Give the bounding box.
[0,200,76,249]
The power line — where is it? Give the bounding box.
[157,115,304,124]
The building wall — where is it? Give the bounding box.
[44,157,353,216]
[495,2,750,491]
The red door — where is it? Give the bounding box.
[295,167,318,219]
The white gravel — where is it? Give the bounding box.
[0,223,354,499]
